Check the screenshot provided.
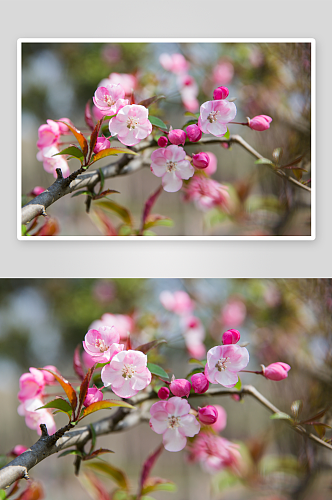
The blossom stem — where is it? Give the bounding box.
[239,370,263,375]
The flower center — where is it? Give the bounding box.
[95,339,109,353]
[168,415,181,429]
[166,160,177,173]
[104,95,116,107]
[127,117,139,130]
[207,111,219,123]
[215,356,230,371]
[122,363,136,379]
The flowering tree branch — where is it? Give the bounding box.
[1,384,330,490]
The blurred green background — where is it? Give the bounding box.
[21,42,312,236]
[1,278,331,499]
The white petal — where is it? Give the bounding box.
[163,428,187,452]
[162,171,182,193]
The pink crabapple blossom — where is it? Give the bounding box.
[222,329,241,345]
[108,104,152,146]
[198,99,236,137]
[221,299,246,327]
[93,136,111,154]
[89,313,134,341]
[187,432,241,474]
[212,61,234,85]
[198,405,218,425]
[158,387,170,400]
[18,367,45,402]
[93,84,129,116]
[211,404,227,433]
[36,145,70,178]
[17,397,56,436]
[150,145,194,193]
[159,290,194,315]
[159,53,189,74]
[41,365,60,384]
[248,115,273,131]
[183,176,230,212]
[83,326,124,363]
[101,350,151,399]
[192,152,210,169]
[28,186,45,197]
[99,73,137,96]
[263,362,291,381]
[181,315,206,359]
[36,120,60,149]
[57,118,74,134]
[82,350,98,369]
[213,86,229,100]
[83,385,104,407]
[205,344,249,388]
[204,152,218,176]
[149,396,200,452]
[186,124,202,143]
[177,74,199,112]
[157,136,168,148]
[191,373,209,394]
[8,445,28,457]
[168,128,187,146]
[170,377,191,398]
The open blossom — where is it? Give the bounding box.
[89,313,134,341]
[109,104,152,146]
[93,84,128,116]
[183,176,230,212]
[150,145,194,193]
[18,368,45,402]
[205,344,249,387]
[178,74,199,112]
[248,115,272,131]
[212,61,234,85]
[36,120,60,149]
[159,53,189,74]
[187,432,240,473]
[181,315,206,359]
[198,99,236,137]
[149,397,200,452]
[101,350,151,398]
[36,145,70,178]
[18,397,56,436]
[221,299,246,327]
[263,362,291,381]
[99,73,137,95]
[160,290,194,315]
[83,385,104,406]
[83,326,124,363]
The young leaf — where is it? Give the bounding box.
[90,147,138,165]
[40,368,77,414]
[270,412,293,421]
[98,168,105,193]
[90,209,118,236]
[85,99,95,131]
[58,449,83,458]
[71,190,94,198]
[94,200,133,227]
[138,95,165,108]
[135,339,167,354]
[92,189,120,201]
[144,216,173,230]
[188,358,206,367]
[83,448,114,461]
[80,399,135,420]
[78,366,95,416]
[149,116,168,131]
[184,111,200,119]
[53,146,84,164]
[139,444,164,496]
[255,158,275,166]
[224,127,230,140]
[142,478,176,495]
[141,185,163,228]
[55,120,88,158]
[84,461,129,491]
[73,345,85,381]
[147,363,169,380]
[299,408,328,425]
[234,377,242,391]
[79,472,112,500]
[36,398,72,416]
[88,119,103,163]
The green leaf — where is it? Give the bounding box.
[255,158,275,166]
[89,423,96,453]
[142,480,176,494]
[71,190,94,198]
[103,114,116,120]
[36,398,72,415]
[189,358,206,367]
[184,111,200,119]
[142,230,157,236]
[118,224,133,236]
[0,489,7,500]
[53,146,84,164]
[144,216,173,230]
[149,116,168,131]
[224,127,230,140]
[182,119,198,129]
[84,461,129,491]
[21,225,27,236]
[234,377,242,391]
[94,200,133,227]
[270,412,293,421]
[147,363,169,380]
[185,368,205,380]
[58,449,83,458]
[90,147,137,165]
[101,125,111,138]
[80,399,135,420]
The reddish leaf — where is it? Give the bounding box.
[83,462,129,491]
[56,120,88,158]
[92,189,120,201]
[126,335,132,350]
[299,408,328,425]
[5,479,20,498]
[78,366,95,416]
[41,368,77,415]
[83,448,114,461]
[15,480,44,500]
[79,399,135,420]
[138,95,165,108]
[90,209,118,236]
[85,99,95,131]
[138,444,164,498]
[88,119,103,163]
[281,154,305,169]
[79,472,111,500]
[33,218,59,236]
[142,185,163,227]
[135,339,167,354]
[73,345,85,381]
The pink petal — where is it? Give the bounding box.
[150,413,169,434]
[179,414,200,437]
[214,369,239,387]
[163,428,187,452]
[176,161,194,180]
[162,171,183,192]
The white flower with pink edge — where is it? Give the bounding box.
[18,397,56,436]
[108,104,152,146]
[205,344,249,388]
[101,350,151,399]
[198,100,236,137]
[83,326,124,363]
[150,145,194,193]
[149,396,200,452]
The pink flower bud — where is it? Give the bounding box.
[191,373,209,394]
[28,186,45,197]
[168,128,187,146]
[83,385,104,407]
[157,136,168,147]
[263,362,291,381]
[213,86,229,100]
[198,405,218,425]
[186,124,202,143]
[158,386,170,400]
[93,136,111,154]
[8,445,28,457]
[248,115,272,131]
[192,152,210,169]
[170,377,192,398]
[222,329,241,345]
